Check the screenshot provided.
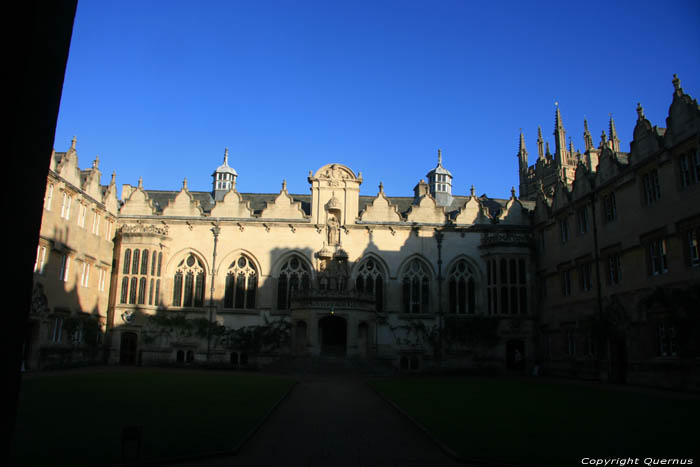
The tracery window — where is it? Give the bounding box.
[448,260,476,314]
[141,249,149,275]
[172,254,206,307]
[277,256,310,310]
[224,255,258,309]
[355,258,384,312]
[402,259,430,314]
[486,257,527,314]
[123,249,131,274]
[132,249,140,276]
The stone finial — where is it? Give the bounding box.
[437,148,442,165]
[282,179,287,191]
[223,147,229,164]
[183,177,188,190]
[672,74,681,92]
[600,130,607,148]
[545,141,551,155]
[71,135,77,150]
[110,171,116,185]
[636,102,645,120]
[93,155,99,169]
[511,186,516,199]
[470,185,475,197]
[138,177,143,189]
[379,181,384,193]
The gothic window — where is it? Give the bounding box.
[642,169,661,205]
[355,258,385,312]
[602,192,617,222]
[155,279,161,306]
[123,249,131,274]
[647,238,668,276]
[172,254,206,307]
[141,249,149,275]
[157,252,163,276]
[149,278,154,305]
[132,249,140,275]
[579,262,592,292]
[277,256,310,311]
[120,277,128,304]
[151,251,157,276]
[138,277,147,304]
[486,258,527,314]
[448,260,476,314]
[559,218,569,243]
[129,277,138,304]
[679,151,700,188]
[224,255,258,310]
[607,253,622,285]
[576,206,588,234]
[402,259,430,314]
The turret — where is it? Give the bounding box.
[212,148,238,201]
[426,148,453,207]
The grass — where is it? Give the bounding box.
[370,377,700,466]
[11,368,296,466]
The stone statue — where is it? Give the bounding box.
[327,216,340,245]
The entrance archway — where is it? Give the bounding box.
[120,332,138,365]
[319,315,347,356]
[506,339,525,370]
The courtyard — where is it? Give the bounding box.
[370,376,700,466]
[11,368,295,466]
[11,368,700,467]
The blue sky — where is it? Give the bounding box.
[54,0,700,200]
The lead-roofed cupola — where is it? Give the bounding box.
[426,148,453,207]
[212,148,238,201]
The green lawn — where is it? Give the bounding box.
[370,377,700,466]
[11,369,295,466]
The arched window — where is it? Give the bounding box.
[141,249,149,275]
[132,249,140,275]
[224,255,257,309]
[172,254,206,307]
[148,278,154,305]
[129,277,138,304]
[157,252,163,276]
[123,249,131,274]
[448,259,476,314]
[402,259,431,314]
[120,277,129,304]
[138,277,147,304]
[151,251,157,276]
[355,258,385,312]
[277,256,310,310]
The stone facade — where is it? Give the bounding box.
[28,76,699,388]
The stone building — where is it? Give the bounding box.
[523,75,699,389]
[28,76,699,388]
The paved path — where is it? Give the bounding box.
[163,374,466,467]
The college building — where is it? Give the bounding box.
[27,76,699,389]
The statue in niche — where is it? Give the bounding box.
[327,216,340,245]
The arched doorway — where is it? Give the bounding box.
[120,332,138,365]
[357,322,369,357]
[319,315,347,356]
[506,339,525,370]
[295,321,307,355]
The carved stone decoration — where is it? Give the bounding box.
[317,256,349,292]
[31,283,49,315]
[327,215,340,245]
[481,231,531,247]
[120,223,169,236]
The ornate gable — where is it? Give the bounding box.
[665,75,700,148]
[453,195,483,225]
[359,184,402,222]
[102,172,119,215]
[162,179,203,217]
[571,163,593,200]
[120,179,156,216]
[405,194,446,224]
[501,192,528,225]
[551,180,571,212]
[210,189,252,218]
[260,181,306,220]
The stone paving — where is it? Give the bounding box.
[161,373,468,467]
